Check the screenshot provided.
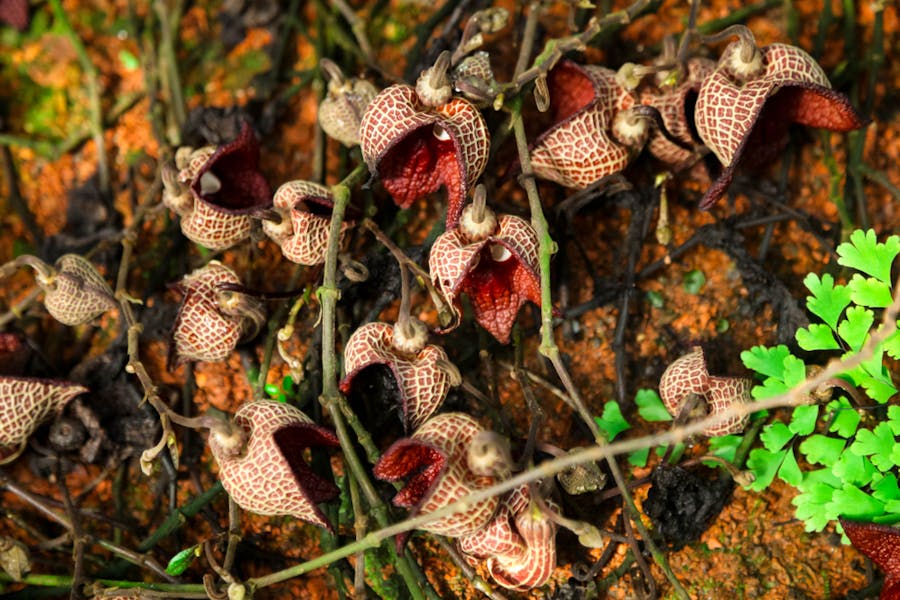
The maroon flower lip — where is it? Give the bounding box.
[429,214,542,344]
[359,84,489,228]
[840,519,900,600]
[695,42,868,209]
[188,122,272,215]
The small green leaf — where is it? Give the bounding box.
[851,423,898,471]
[885,329,900,360]
[796,324,840,351]
[848,274,894,308]
[264,383,280,398]
[831,452,876,486]
[627,448,650,467]
[746,448,787,491]
[804,272,852,330]
[741,345,792,380]
[837,306,874,351]
[708,435,742,463]
[792,478,839,532]
[635,389,673,422]
[118,49,140,71]
[595,401,630,442]
[783,355,808,388]
[799,435,845,466]
[826,398,860,438]
[827,483,885,520]
[683,269,706,294]
[836,229,900,285]
[872,474,900,502]
[778,449,803,486]
[166,545,200,576]
[789,405,819,437]
[646,290,664,308]
[760,422,794,452]
[889,406,900,435]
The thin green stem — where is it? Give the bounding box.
[511,108,689,599]
[48,0,109,195]
[0,573,207,596]
[312,163,426,600]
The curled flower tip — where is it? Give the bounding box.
[317,59,378,147]
[417,51,454,107]
[466,430,513,480]
[702,24,762,80]
[533,74,550,112]
[458,184,497,242]
[319,57,347,88]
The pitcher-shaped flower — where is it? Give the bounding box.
[340,320,456,431]
[659,347,752,436]
[429,194,541,343]
[530,60,651,188]
[373,413,505,537]
[207,400,340,530]
[639,56,716,170]
[0,254,117,326]
[694,26,867,209]
[162,122,272,249]
[359,52,489,228]
[262,180,353,266]
[0,376,88,464]
[170,261,265,365]
[458,484,558,590]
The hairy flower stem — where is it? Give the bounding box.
[315,163,428,600]
[511,111,690,599]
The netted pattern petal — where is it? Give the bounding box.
[264,180,350,266]
[704,376,751,436]
[340,322,451,430]
[531,63,636,188]
[43,254,117,326]
[696,43,830,167]
[179,200,253,250]
[409,413,499,537]
[209,400,339,529]
[172,262,252,364]
[480,485,558,591]
[376,413,499,537]
[0,377,87,464]
[642,57,715,168]
[659,347,709,416]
